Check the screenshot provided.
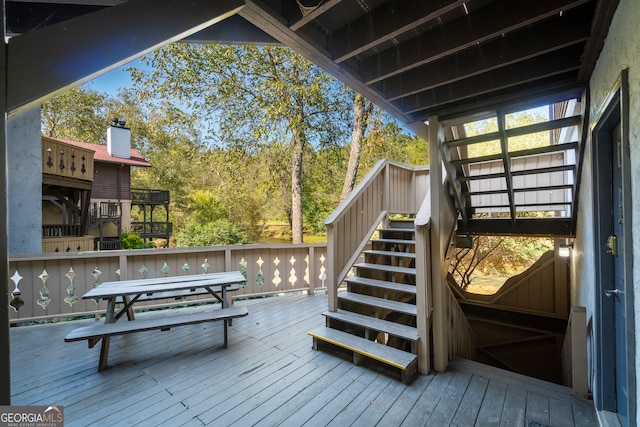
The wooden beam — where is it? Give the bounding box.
[381,5,593,102]
[289,0,342,31]
[7,0,245,115]
[331,0,466,64]
[399,45,584,115]
[458,218,574,237]
[427,80,585,123]
[361,0,591,85]
[577,0,620,81]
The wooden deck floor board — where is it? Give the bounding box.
[451,374,490,426]
[400,369,456,426]
[325,373,394,426]
[9,292,598,427]
[425,371,473,426]
[475,379,508,426]
[350,377,407,427]
[376,373,436,426]
[500,385,528,426]
[549,397,576,427]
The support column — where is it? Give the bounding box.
[1,0,12,403]
[429,115,449,372]
[7,107,42,255]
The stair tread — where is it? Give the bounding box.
[364,249,416,259]
[308,326,417,370]
[371,238,416,244]
[345,276,416,294]
[323,309,418,341]
[339,291,417,315]
[354,262,416,275]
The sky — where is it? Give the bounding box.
[81,58,144,95]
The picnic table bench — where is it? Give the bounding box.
[64,271,248,371]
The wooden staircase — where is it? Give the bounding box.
[309,219,419,384]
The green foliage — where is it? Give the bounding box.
[175,219,252,247]
[41,87,108,143]
[450,235,554,291]
[121,232,155,249]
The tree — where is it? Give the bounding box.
[41,87,108,143]
[340,93,374,201]
[130,44,351,243]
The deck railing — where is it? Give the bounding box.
[324,159,429,310]
[41,137,94,182]
[8,243,327,323]
[131,189,170,205]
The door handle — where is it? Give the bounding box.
[606,235,617,256]
[604,289,622,298]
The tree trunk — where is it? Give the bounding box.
[291,129,305,243]
[340,93,373,201]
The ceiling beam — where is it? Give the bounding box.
[578,0,620,81]
[399,46,584,116]
[379,5,593,102]
[289,0,342,31]
[360,0,591,85]
[7,0,244,115]
[331,0,466,64]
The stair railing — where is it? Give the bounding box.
[324,159,429,311]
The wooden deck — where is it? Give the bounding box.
[10,292,597,426]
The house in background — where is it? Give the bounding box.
[41,123,161,252]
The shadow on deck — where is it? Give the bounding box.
[10,293,597,426]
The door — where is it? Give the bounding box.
[608,121,628,426]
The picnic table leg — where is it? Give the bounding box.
[97,297,117,371]
[223,319,228,348]
[222,284,233,326]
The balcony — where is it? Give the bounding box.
[42,137,94,184]
[131,188,170,205]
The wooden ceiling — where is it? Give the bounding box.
[5,0,620,235]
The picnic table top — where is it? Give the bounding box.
[83,271,245,300]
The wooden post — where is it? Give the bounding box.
[326,223,337,311]
[308,246,315,295]
[415,222,431,374]
[429,115,449,372]
[571,305,589,398]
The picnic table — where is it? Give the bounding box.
[64,271,248,371]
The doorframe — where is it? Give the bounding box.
[591,69,636,424]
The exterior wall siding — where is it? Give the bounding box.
[578,0,640,424]
[92,163,131,200]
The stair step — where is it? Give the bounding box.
[308,326,418,384]
[339,291,417,316]
[323,309,419,342]
[364,249,416,259]
[371,238,416,245]
[354,262,416,275]
[345,276,416,294]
